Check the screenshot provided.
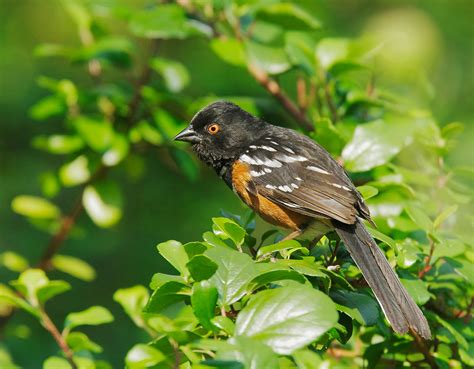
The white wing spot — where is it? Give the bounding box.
[291,183,299,189]
[265,184,276,190]
[276,154,308,163]
[295,177,302,181]
[280,201,299,208]
[260,145,277,152]
[283,147,295,154]
[278,185,293,192]
[331,183,351,191]
[264,167,272,173]
[270,141,279,146]
[240,154,258,165]
[250,170,265,177]
[307,166,330,174]
[249,145,257,149]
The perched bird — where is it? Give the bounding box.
[174,100,431,339]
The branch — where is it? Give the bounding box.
[247,64,314,131]
[40,306,77,369]
[410,328,438,369]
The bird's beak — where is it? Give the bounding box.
[174,126,200,143]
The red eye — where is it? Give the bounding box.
[207,123,220,135]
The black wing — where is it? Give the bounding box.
[239,127,372,225]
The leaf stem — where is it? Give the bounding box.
[39,306,77,369]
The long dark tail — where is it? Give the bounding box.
[333,218,431,339]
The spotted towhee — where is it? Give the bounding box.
[174,101,431,339]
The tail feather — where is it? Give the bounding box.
[333,218,431,339]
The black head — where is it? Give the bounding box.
[174,101,266,165]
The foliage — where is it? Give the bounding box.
[1,1,473,368]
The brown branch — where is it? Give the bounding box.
[410,328,438,369]
[296,76,307,112]
[40,306,77,369]
[247,64,314,131]
[418,237,435,278]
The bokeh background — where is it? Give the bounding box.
[0,0,472,367]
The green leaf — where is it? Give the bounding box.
[43,356,72,369]
[205,246,258,306]
[435,315,468,349]
[83,180,123,228]
[366,226,396,249]
[256,3,321,30]
[11,195,60,219]
[257,240,301,258]
[125,344,166,368]
[64,306,114,330]
[316,38,349,69]
[32,134,84,154]
[0,283,40,317]
[357,185,379,200]
[52,254,96,282]
[342,118,422,172]
[113,285,149,325]
[144,281,188,313]
[59,155,91,187]
[37,281,71,304]
[400,277,431,305]
[212,217,246,248]
[235,283,338,354]
[405,204,433,231]
[66,331,102,353]
[433,205,458,229]
[187,255,218,282]
[102,134,129,167]
[157,240,189,277]
[459,341,474,367]
[330,290,380,326]
[73,116,114,152]
[30,95,65,120]
[149,273,185,290]
[216,336,279,369]
[191,281,218,332]
[0,251,29,272]
[245,41,291,75]
[210,38,246,67]
[130,5,192,40]
[212,316,235,335]
[292,349,323,369]
[151,58,190,93]
[11,269,49,303]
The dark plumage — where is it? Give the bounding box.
[174,100,431,339]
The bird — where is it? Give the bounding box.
[174,100,431,339]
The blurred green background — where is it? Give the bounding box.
[0,0,472,367]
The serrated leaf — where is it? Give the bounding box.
[205,246,258,306]
[64,306,114,330]
[11,196,60,219]
[235,283,338,354]
[52,254,96,281]
[83,180,122,228]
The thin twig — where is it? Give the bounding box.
[418,237,435,278]
[247,64,314,131]
[40,306,77,369]
[410,328,438,369]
